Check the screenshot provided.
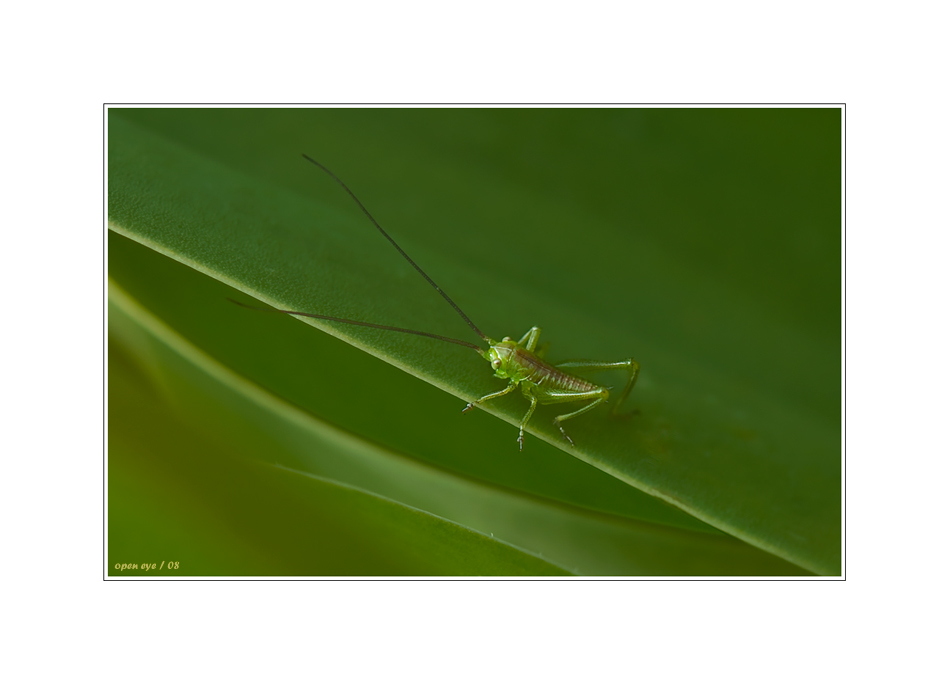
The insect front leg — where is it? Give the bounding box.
[554,359,640,416]
[462,381,517,413]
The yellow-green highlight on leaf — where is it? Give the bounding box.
[110,338,569,576]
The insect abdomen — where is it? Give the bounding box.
[514,348,598,392]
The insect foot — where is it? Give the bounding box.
[554,420,576,447]
[462,402,476,413]
[517,429,525,452]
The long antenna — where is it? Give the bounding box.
[301,153,489,342]
[227,298,482,352]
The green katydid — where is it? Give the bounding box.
[230,154,640,450]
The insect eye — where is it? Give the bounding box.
[491,359,501,369]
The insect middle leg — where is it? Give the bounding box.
[516,395,538,451]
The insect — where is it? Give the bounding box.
[231,154,640,450]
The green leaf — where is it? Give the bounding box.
[108,108,840,575]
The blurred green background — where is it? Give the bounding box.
[108,108,841,575]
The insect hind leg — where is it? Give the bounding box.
[551,394,608,447]
[554,358,639,416]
